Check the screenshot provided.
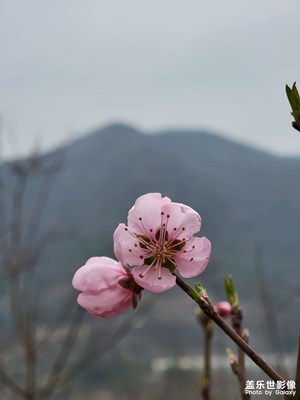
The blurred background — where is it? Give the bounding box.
[0,1,300,399]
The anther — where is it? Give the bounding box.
[190,257,194,261]
[124,227,128,231]
[161,211,164,215]
[139,255,144,259]
[167,214,170,218]
[128,249,132,252]
[173,227,177,231]
[139,217,142,221]
[182,227,186,231]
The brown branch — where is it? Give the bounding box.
[24,150,66,251]
[230,304,249,399]
[0,360,27,398]
[202,322,213,400]
[228,352,248,398]
[37,307,85,399]
[39,300,156,396]
[195,311,214,400]
[173,273,293,400]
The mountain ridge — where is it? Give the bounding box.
[1,122,299,353]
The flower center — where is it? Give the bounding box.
[136,229,186,273]
[124,213,194,280]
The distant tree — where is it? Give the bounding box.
[0,128,140,400]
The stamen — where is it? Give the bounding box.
[169,226,187,241]
[158,212,170,245]
[137,235,156,251]
[124,227,138,239]
[138,216,154,237]
[167,238,188,251]
[162,213,171,242]
[124,226,156,255]
[139,258,157,278]
[158,264,162,280]
[181,246,195,254]
[158,212,165,244]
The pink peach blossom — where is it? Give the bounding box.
[72,256,141,317]
[114,193,211,293]
[214,301,231,318]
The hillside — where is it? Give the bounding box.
[1,123,299,355]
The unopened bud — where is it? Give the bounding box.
[242,328,250,343]
[214,301,231,318]
[226,348,237,366]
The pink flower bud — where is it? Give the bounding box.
[214,301,231,318]
[72,256,141,318]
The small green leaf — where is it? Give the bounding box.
[292,82,300,110]
[286,82,300,132]
[223,275,239,307]
[195,281,205,294]
[286,84,295,111]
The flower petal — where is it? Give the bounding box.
[77,289,132,317]
[99,298,133,317]
[72,257,126,292]
[113,223,145,266]
[85,256,120,267]
[128,193,171,235]
[161,202,201,241]
[175,237,211,278]
[132,265,176,293]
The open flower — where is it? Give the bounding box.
[114,193,211,293]
[72,256,142,317]
[214,301,231,318]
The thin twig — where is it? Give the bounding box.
[173,273,292,400]
[0,361,27,398]
[202,321,213,400]
[37,306,84,399]
[230,304,249,399]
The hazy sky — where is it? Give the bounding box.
[1,0,300,158]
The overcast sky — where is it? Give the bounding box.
[1,0,300,158]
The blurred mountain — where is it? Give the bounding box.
[2,122,300,354]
